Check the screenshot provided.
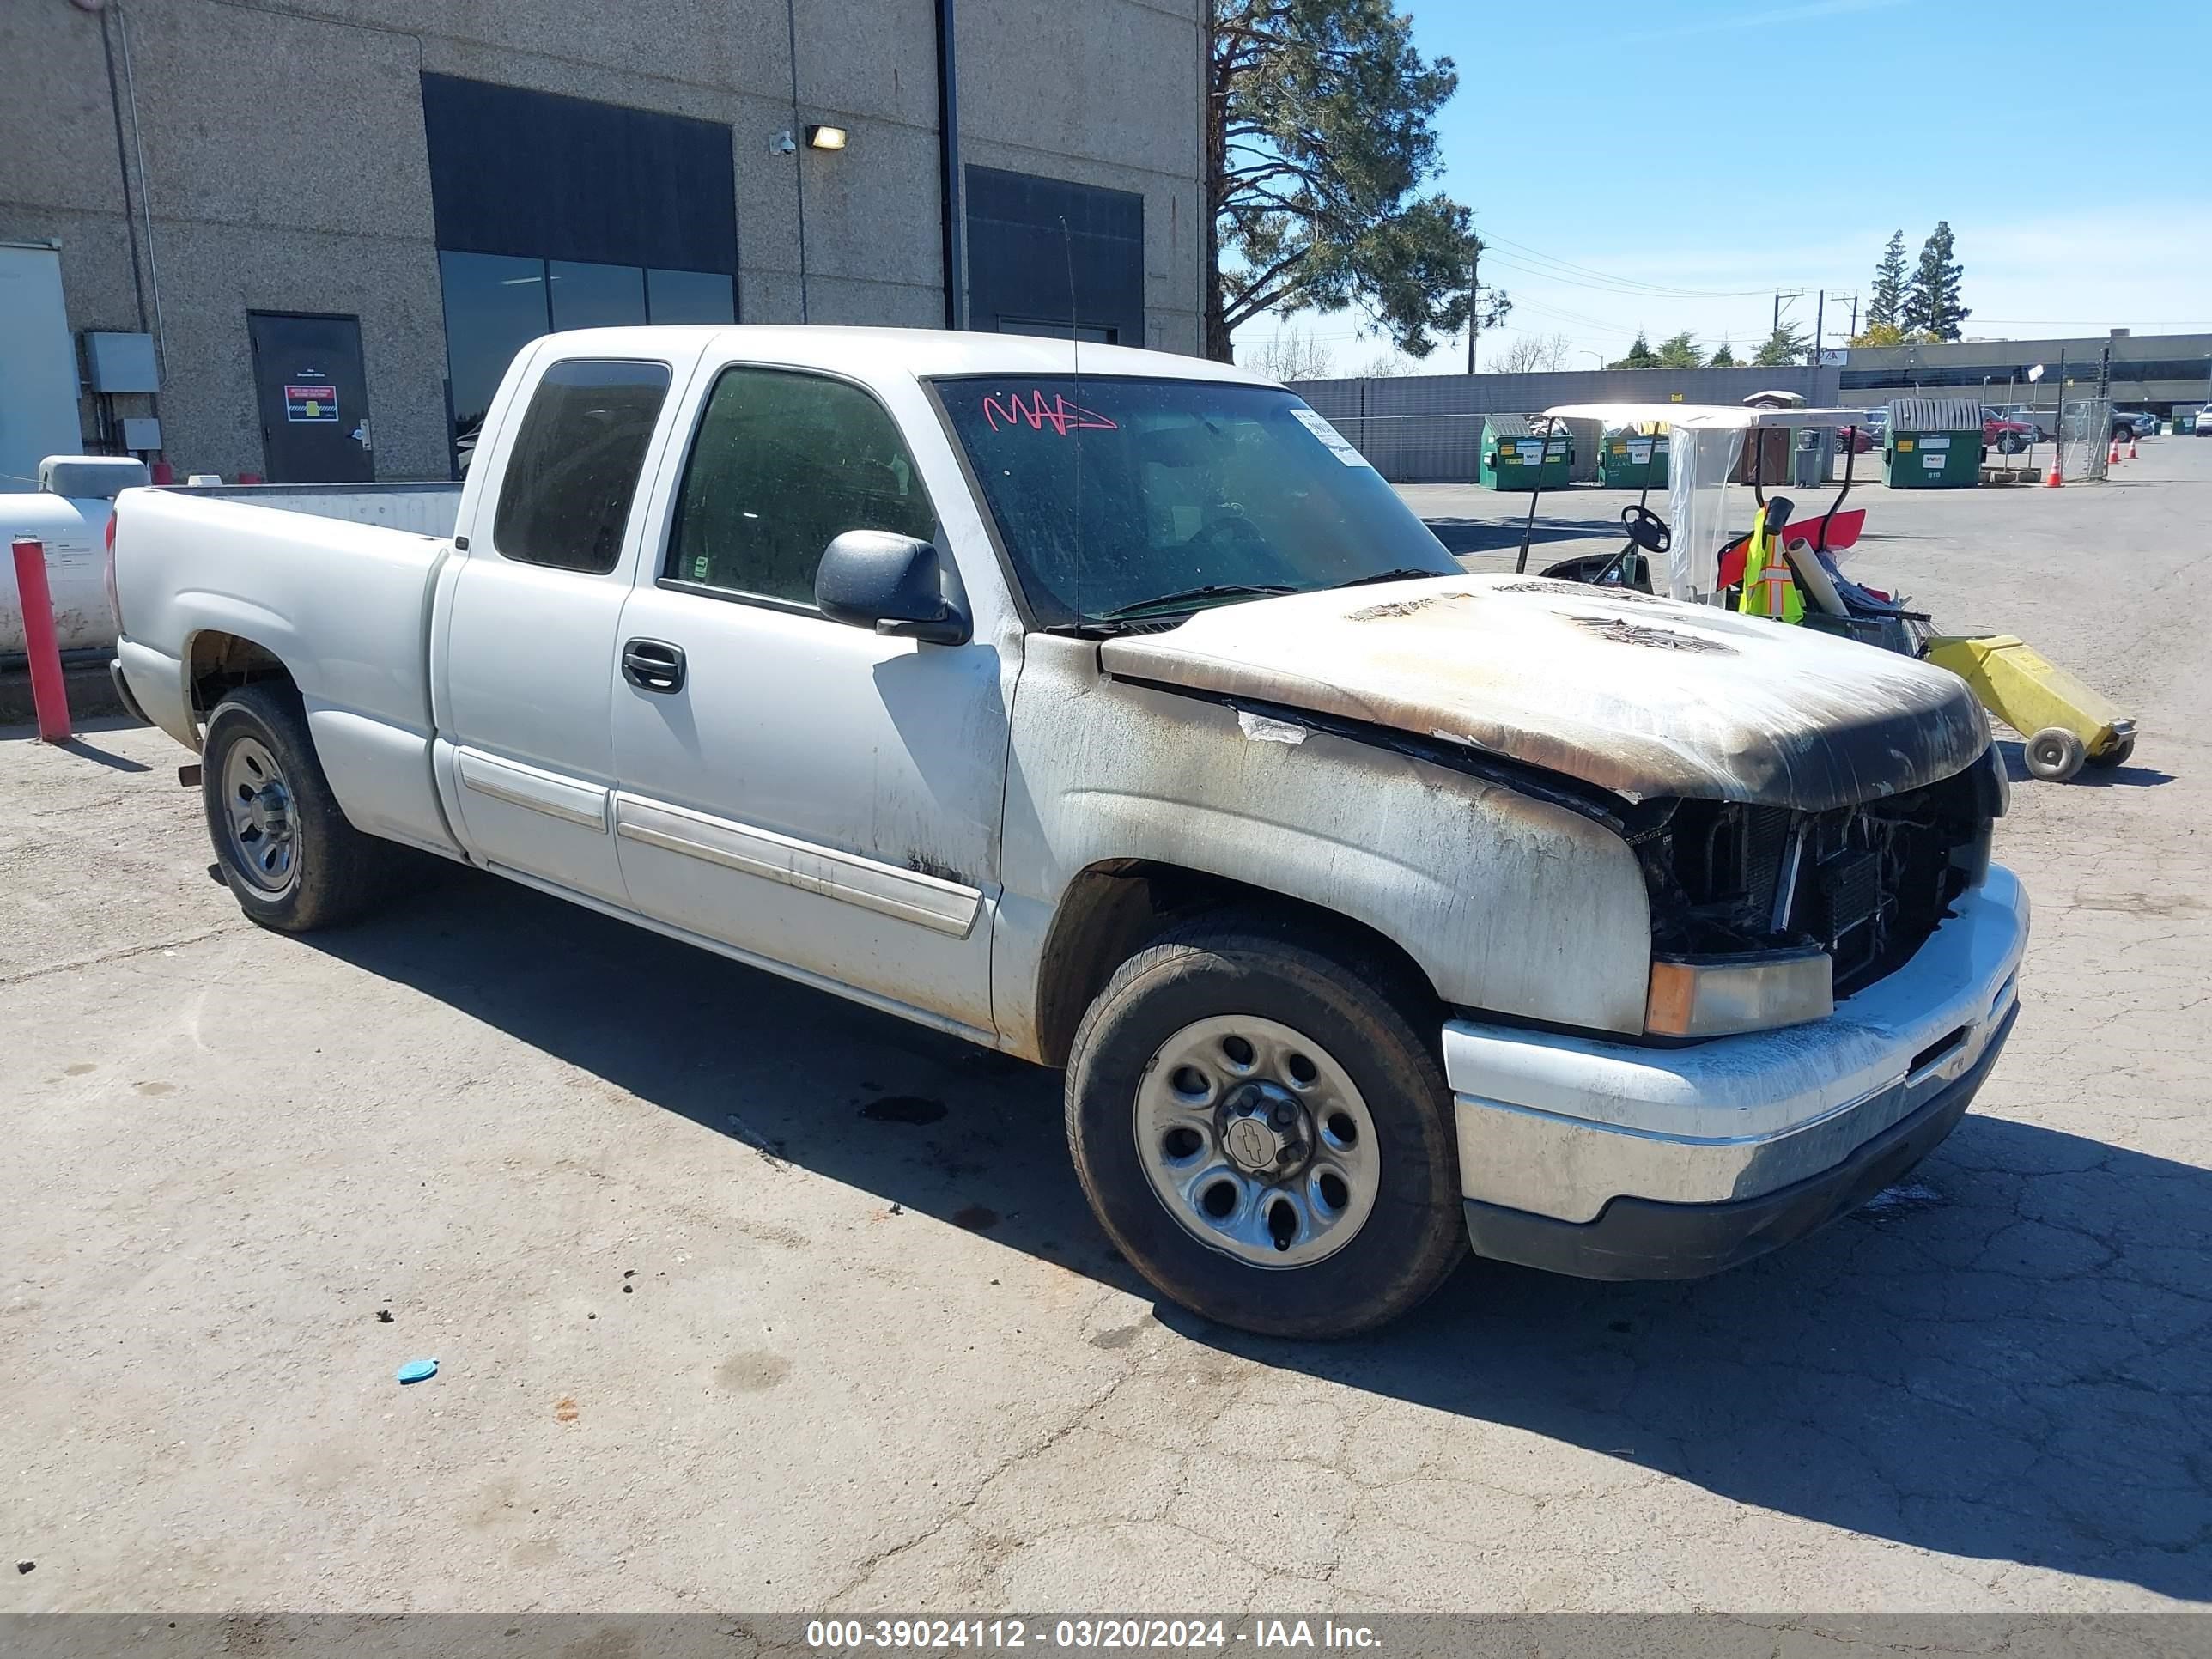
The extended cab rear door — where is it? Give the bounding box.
[434,337,706,904]
[606,355,1016,1039]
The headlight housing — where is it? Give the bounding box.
[1646,946,1833,1038]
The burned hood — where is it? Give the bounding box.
[1097,574,1989,811]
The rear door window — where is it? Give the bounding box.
[492,358,672,573]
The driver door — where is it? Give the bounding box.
[609,363,1009,1036]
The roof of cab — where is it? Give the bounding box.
[524,324,1278,387]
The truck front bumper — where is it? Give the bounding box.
[1445,864,2028,1280]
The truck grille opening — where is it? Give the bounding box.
[1637,764,1990,1001]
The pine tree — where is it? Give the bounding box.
[1609,330,1659,369]
[1655,331,1704,368]
[1900,222,1969,343]
[1709,341,1737,367]
[1868,231,1908,330]
[1752,324,1809,368]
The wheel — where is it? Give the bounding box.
[1065,913,1466,1339]
[1999,434,2027,455]
[2085,733,2136,769]
[202,682,398,931]
[2023,726,2087,783]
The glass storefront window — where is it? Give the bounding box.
[647,268,736,325]
[548,260,648,331]
[441,254,736,475]
[439,251,550,456]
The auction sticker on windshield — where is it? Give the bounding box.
[1289,407,1372,467]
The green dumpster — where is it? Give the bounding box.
[1881,396,1982,489]
[1478,416,1571,490]
[1596,423,1668,489]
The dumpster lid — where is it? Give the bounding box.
[1543,402,1875,431]
[1484,414,1536,438]
[1885,397,1980,432]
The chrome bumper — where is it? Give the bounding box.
[1444,864,2029,1225]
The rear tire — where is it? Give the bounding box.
[2085,733,2135,769]
[1066,913,1466,1339]
[2024,726,2087,783]
[202,682,398,931]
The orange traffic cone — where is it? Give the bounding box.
[2045,460,2063,486]
[2130,436,2140,459]
[2109,439,2122,465]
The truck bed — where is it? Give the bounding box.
[111,485,459,854]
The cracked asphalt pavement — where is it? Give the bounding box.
[3,447,2208,1614]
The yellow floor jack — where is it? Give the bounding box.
[1917,635,2136,781]
[1783,538,2137,783]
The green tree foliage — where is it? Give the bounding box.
[1608,331,1660,369]
[1207,0,1505,362]
[1901,221,1970,342]
[1847,320,1936,348]
[1868,230,1908,330]
[1655,331,1704,368]
[1709,341,1737,367]
[1752,324,1810,367]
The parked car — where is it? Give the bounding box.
[2196,408,2212,434]
[2113,410,2159,440]
[107,326,2027,1339]
[1979,408,2036,454]
[1999,405,2051,442]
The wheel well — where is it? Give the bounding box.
[188,632,295,718]
[1031,860,1443,1068]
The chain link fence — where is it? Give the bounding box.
[2055,398,2112,483]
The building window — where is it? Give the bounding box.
[964,166,1144,346]
[422,74,738,475]
[439,254,732,472]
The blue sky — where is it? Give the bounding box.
[1237,0,2212,373]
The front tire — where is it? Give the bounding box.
[1066,915,1466,1339]
[202,682,397,932]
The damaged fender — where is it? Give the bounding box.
[992,636,1655,1055]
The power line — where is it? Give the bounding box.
[1479,232,1777,298]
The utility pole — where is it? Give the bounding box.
[1467,241,1480,375]
[1814,289,1825,363]
[1847,293,1860,337]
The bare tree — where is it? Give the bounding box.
[1352,351,1420,378]
[1240,328,1339,383]
[1487,332,1575,374]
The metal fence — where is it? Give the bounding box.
[2057,398,2112,483]
[1293,364,1845,483]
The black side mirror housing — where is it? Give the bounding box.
[814,531,970,645]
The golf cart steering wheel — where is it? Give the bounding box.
[1622,503,1671,555]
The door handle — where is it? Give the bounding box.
[622,638,686,693]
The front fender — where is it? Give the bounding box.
[997,639,1652,1045]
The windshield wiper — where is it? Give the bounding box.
[1328,566,1455,590]
[1093,582,1297,621]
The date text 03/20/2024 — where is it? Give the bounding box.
[803,1620,1382,1650]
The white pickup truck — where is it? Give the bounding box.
[109,326,2027,1337]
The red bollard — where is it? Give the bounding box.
[10,536,72,743]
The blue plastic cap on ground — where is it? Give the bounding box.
[396,1358,440,1384]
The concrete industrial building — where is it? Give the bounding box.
[1838,331,2212,420]
[1,0,1206,483]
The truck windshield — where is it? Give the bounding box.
[936,376,1456,626]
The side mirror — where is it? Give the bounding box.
[814,530,970,646]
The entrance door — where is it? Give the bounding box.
[247,312,374,483]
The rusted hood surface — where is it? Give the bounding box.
[1098,575,1989,811]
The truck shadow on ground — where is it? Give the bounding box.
[312,867,2209,1605]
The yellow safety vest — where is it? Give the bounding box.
[1736,508,1805,623]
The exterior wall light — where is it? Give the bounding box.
[805,125,848,151]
